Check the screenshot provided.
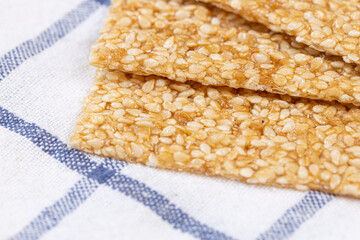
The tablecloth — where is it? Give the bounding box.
[1,0,360,239]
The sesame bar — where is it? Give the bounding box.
[90,0,360,106]
[71,69,360,198]
[198,0,360,65]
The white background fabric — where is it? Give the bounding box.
[1,1,360,239]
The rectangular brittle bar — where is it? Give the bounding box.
[90,0,360,105]
[71,69,360,198]
[199,0,360,65]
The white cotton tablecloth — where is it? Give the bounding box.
[1,0,360,239]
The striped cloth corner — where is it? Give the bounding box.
[1,0,359,239]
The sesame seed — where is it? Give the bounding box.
[87,138,104,149]
[253,53,268,63]
[200,24,217,35]
[240,168,254,178]
[144,58,159,68]
[174,152,190,162]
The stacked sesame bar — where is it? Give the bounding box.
[89,0,360,105]
[70,0,360,198]
[199,0,360,64]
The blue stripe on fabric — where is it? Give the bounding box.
[0,0,109,81]
[257,191,334,240]
[10,178,100,240]
[0,106,98,176]
[87,163,116,184]
[0,106,233,240]
[107,173,235,240]
[102,157,129,172]
[94,0,111,4]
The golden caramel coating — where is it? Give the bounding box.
[71,69,360,198]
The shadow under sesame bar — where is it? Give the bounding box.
[90,0,360,106]
[198,0,360,65]
[71,69,360,198]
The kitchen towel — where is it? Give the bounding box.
[1,0,360,239]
